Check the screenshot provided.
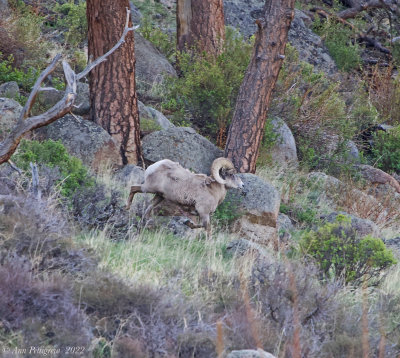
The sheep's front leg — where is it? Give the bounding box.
[184,212,211,238]
[126,185,142,210]
[200,214,211,239]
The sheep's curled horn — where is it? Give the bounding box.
[211,157,236,184]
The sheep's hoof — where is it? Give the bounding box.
[183,219,197,229]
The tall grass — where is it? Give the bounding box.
[80,228,237,293]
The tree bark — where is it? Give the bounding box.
[177,0,225,56]
[224,0,295,173]
[87,0,141,165]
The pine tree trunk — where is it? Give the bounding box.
[224,0,295,173]
[177,0,225,56]
[87,0,141,165]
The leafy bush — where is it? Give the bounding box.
[213,196,243,228]
[6,0,53,68]
[370,126,400,173]
[313,18,361,72]
[12,139,93,198]
[300,214,396,283]
[54,0,87,46]
[164,27,253,143]
[256,117,280,166]
[139,15,175,62]
[0,53,38,91]
[271,44,359,172]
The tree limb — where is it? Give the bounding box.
[0,7,137,166]
[337,0,399,19]
[19,54,62,122]
[311,7,391,54]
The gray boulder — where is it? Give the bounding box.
[142,127,223,174]
[0,81,19,99]
[138,100,174,130]
[323,211,379,238]
[288,9,337,75]
[129,1,142,24]
[0,97,22,141]
[277,212,294,240]
[36,82,90,115]
[135,32,177,98]
[384,236,400,258]
[36,114,122,171]
[226,238,268,257]
[227,350,276,358]
[0,0,10,16]
[73,82,90,115]
[270,117,298,166]
[223,3,337,75]
[114,164,145,185]
[227,173,280,244]
[355,164,400,194]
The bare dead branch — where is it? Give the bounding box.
[30,162,41,199]
[311,7,391,55]
[19,54,62,122]
[7,160,22,175]
[337,0,399,19]
[0,7,137,166]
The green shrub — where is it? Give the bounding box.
[12,139,94,198]
[280,202,319,226]
[213,196,242,228]
[54,0,87,46]
[370,125,400,173]
[257,117,279,166]
[300,214,396,283]
[163,27,253,142]
[0,53,38,91]
[7,0,53,68]
[313,18,361,72]
[139,15,175,62]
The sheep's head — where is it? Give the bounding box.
[211,158,244,189]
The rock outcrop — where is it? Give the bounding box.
[270,117,298,166]
[142,127,223,174]
[135,32,177,98]
[227,173,281,244]
[0,97,22,141]
[36,114,122,171]
[322,211,379,238]
[138,100,174,130]
[227,349,277,358]
[0,81,19,99]
[36,82,90,116]
[356,164,400,194]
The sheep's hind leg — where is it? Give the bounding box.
[143,195,164,220]
[126,185,142,210]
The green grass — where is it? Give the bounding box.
[79,229,237,293]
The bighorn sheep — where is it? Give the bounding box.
[126,157,243,235]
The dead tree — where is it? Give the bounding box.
[87,0,142,165]
[224,0,295,173]
[177,0,225,56]
[0,9,138,165]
